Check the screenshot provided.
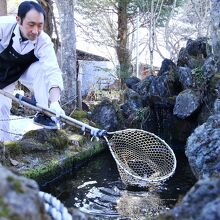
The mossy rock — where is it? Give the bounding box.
[0,197,11,219]
[168,96,176,102]
[210,73,220,90]
[4,142,22,157]
[20,129,69,151]
[7,176,24,194]
[68,133,87,147]
[70,110,88,119]
[63,109,93,134]
[23,138,106,182]
[19,138,52,153]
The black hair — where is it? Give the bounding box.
[17,1,45,24]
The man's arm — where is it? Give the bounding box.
[36,32,64,93]
[49,86,61,103]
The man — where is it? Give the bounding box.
[0,1,65,142]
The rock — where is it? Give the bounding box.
[176,67,193,89]
[158,58,176,76]
[91,98,122,131]
[177,38,211,69]
[186,38,208,58]
[158,178,220,220]
[125,76,141,90]
[0,166,50,220]
[202,55,217,79]
[214,98,220,114]
[132,75,155,105]
[148,72,179,99]
[20,129,69,151]
[186,114,220,179]
[173,89,201,119]
[121,89,143,118]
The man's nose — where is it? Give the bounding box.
[32,26,39,34]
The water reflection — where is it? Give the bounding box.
[76,184,121,218]
[76,184,171,219]
[117,190,167,219]
[42,150,196,219]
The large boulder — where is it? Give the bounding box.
[202,55,217,80]
[91,98,122,132]
[176,67,193,89]
[158,58,177,76]
[186,114,220,179]
[148,73,177,98]
[121,89,143,117]
[132,75,156,105]
[0,166,50,220]
[159,178,220,220]
[125,76,141,90]
[173,89,201,119]
[177,38,211,69]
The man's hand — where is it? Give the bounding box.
[49,101,65,117]
[49,87,65,117]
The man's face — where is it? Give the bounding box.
[16,9,44,41]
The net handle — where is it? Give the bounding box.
[0,90,107,137]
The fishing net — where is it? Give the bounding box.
[105,129,176,187]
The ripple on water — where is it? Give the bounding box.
[74,181,173,219]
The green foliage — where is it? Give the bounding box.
[24,160,61,180]
[135,107,150,128]
[71,110,88,119]
[48,136,69,150]
[76,0,183,33]
[192,67,205,88]
[117,64,132,81]
[5,142,22,157]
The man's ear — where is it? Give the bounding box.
[16,16,21,25]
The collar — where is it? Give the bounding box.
[14,23,37,45]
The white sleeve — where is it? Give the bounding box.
[0,17,16,52]
[35,32,64,91]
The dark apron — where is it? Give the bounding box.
[0,29,39,89]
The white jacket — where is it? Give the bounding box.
[0,16,63,91]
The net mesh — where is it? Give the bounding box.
[106,129,176,187]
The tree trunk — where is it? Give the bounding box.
[0,0,7,16]
[39,0,60,53]
[149,0,155,74]
[39,0,54,37]
[54,0,77,111]
[116,0,131,83]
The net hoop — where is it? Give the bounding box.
[105,129,177,187]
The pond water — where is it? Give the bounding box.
[42,149,196,219]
